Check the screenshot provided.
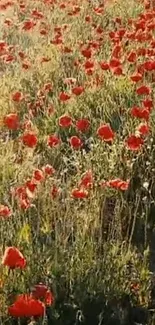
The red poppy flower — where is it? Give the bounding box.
[22,61,31,70]
[143,98,153,110]
[4,113,19,130]
[79,170,93,188]
[41,57,51,63]
[109,58,121,68]
[47,135,61,147]
[115,17,122,24]
[13,186,27,199]
[42,164,55,176]
[130,73,142,82]
[59,92,71,102]
[62,46,72,53]
[26,179,37,193]
[72,86,84,96]
[127,51,137,63]
[2,247,26,269]
[64,78,76,85]
[18,51,26,60]
[19,198,31,210]
[84,60,94,70]
[136,85,151,95]
[97,124,115,142]
[81,48,92,58]
[4,54,15,63]
[8,294,45,317]
[69,136,82,149]
[40,29,48,36]
[71,188,88,199]
[143,60,155,71]
[76,119,90,132]
[43,83,53,92]
[93,6,104,15]
[118,28,126,39]
[32,283,54,306]
[112,66,123,76]
[44,289,54,306]
[33,169,44,182]
[4,18,13,26]
[0,41,7,52]
[85,15,91,23]
[117,180,129,191]
[58,115,72,127]
[0,205,12,218]
[12,91,23,103]
[125,135,144,151]
[22,20,36,31]
[137,123,150,136]
[31,9,44,19]
[137,48,146,56]
[144,0,151,9]
[99,61,109,70]
[130,106,150,121]
[22,132,38,148]
[51,184,60,199]
[106,179,129,191]
[96,26,103,34]
[112,44,122,59]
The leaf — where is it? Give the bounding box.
[18,223,31,244]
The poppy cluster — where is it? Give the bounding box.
[1,246,54,317]
[0,0,155,320]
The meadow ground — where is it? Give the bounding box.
[1,0,155,324]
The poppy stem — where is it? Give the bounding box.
[17,318,21,325]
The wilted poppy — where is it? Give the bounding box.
[12,91,23,102]
[0,205,12,218]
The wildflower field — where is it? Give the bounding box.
[1,0,155,324]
